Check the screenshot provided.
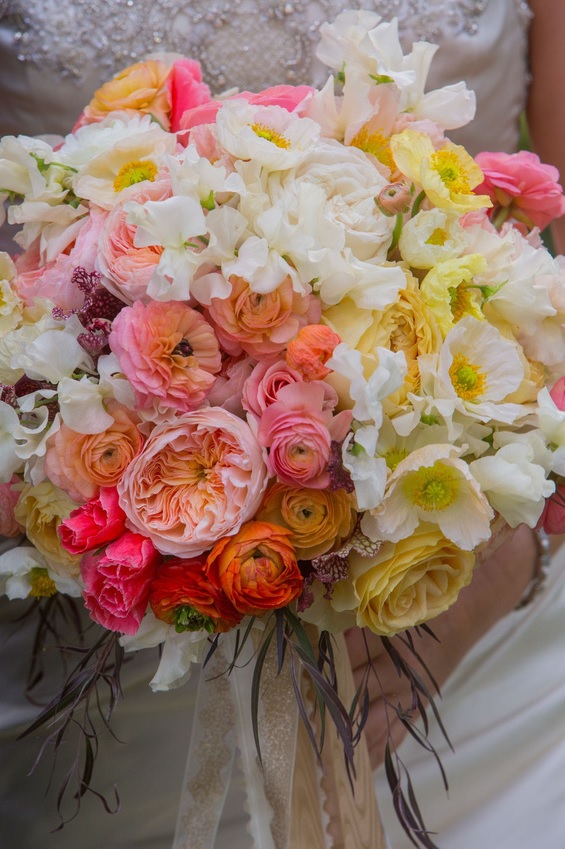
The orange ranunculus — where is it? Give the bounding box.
[258,482,356,560]
[83,60,172,128]
[285,324,341,381]
[149,557,242,633]
[205,521,303,616]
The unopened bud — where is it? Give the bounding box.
[375,182,412,215]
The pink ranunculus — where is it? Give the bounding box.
[58,487,127,555]
[475,150,565,231]
[97,179,171,304]
[205,354,256,416]
[206,274,321,360]
[0,477,24,538]
[178,84,315,132]
[117,408,269,557]
[81,531,159,634]
[257,381,352,489]
[538,486,565,535]
[109,300,221,412]
[550,376,565,411]
[168,59,212,133]
[242,358,339,420]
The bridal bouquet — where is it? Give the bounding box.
[2,10,565,848]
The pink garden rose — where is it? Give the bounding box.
[206,274,321,359]
[0,477,24,538]
[97,179,171,304]
[475,150,565,231]
[117,408,269,557]
[82,531,159,634]
[257,381,352,489]
[178,84,315,132]
[109,300,221,412]
[58,487,127,555]
[168,59,212,133]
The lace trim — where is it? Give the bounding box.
[2,0,522,93]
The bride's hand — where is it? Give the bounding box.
[346,524,543,769]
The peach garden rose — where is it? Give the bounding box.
[117,408,269,557]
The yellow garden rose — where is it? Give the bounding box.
[323,282,442,401]
[258,482,356,560]
[349,522,475,636]
[14,482,81,578]
[84,60,172,128]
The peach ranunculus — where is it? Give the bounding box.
[257,381,353,489]
[258,482,356,560]
[117,408,269,557]
[475,150,565,232]
[109,300,221,412]
[205,521,303,616]
[347,522,475,636]
[14,481,81,577]
[97,179,171,305]
[206,274,321,359]
[81,59,173,129]
[285,324,342,381]
[44,401,144,503]
[149,557,242,633]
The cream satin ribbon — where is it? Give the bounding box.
[172,628,385,849]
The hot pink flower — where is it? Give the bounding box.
[257,382,352,489]
[206,274,321,359]
[168,59,212,133]
[538,486,565,535]
[82,531,159,635]
[109,300,221,412]
[475,150,565,231]
[178,84,315,132]
[0,477,24,538]
[117,408,269,557]
[58,487,127,555]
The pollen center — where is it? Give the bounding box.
[384,447,409,472]
[113,159,158,192]
[404,463,459,512]
[449,352,487,400]
[249,123,291,149]
[430,150,471,194]
[29,567,57,598]
[350,127,394,170]
[426,227,448,246]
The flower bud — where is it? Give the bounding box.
[375,182,412,216]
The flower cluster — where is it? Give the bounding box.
[1,10,565,689]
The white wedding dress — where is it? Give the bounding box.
[2,2,563,848]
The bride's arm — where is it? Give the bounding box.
[527,0,565,254]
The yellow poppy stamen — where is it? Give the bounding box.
[425,227,448,246]
[113,159,158,192]
[449,352,487,400]
[430,149,471,194]
[404,463,460,512]
[350,127,395,170]
[249,123,291,149]
[383,447,409,472]
[29,567,57,599]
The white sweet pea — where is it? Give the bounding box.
[13,327,93,384]
[216,99,320,171]
[342,425,387,510]
[97,353,137,410]
[126,195,208,301]
[14,392,60,462]
[167,143,245,201]
[57,375,114,434]
[314,248,405,308]
[469,442,554,528]
[537,387,565,476]
[327,343,406,424]
[0,402,23,481]
[0,135,57,197]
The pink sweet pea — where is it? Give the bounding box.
[178,84,315,132]
[168,59,212,133]
[257,381,352,489]
[81,531,160,634]
[58,487,127,555]
[538,486,565,535]
[475,150,565,231]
